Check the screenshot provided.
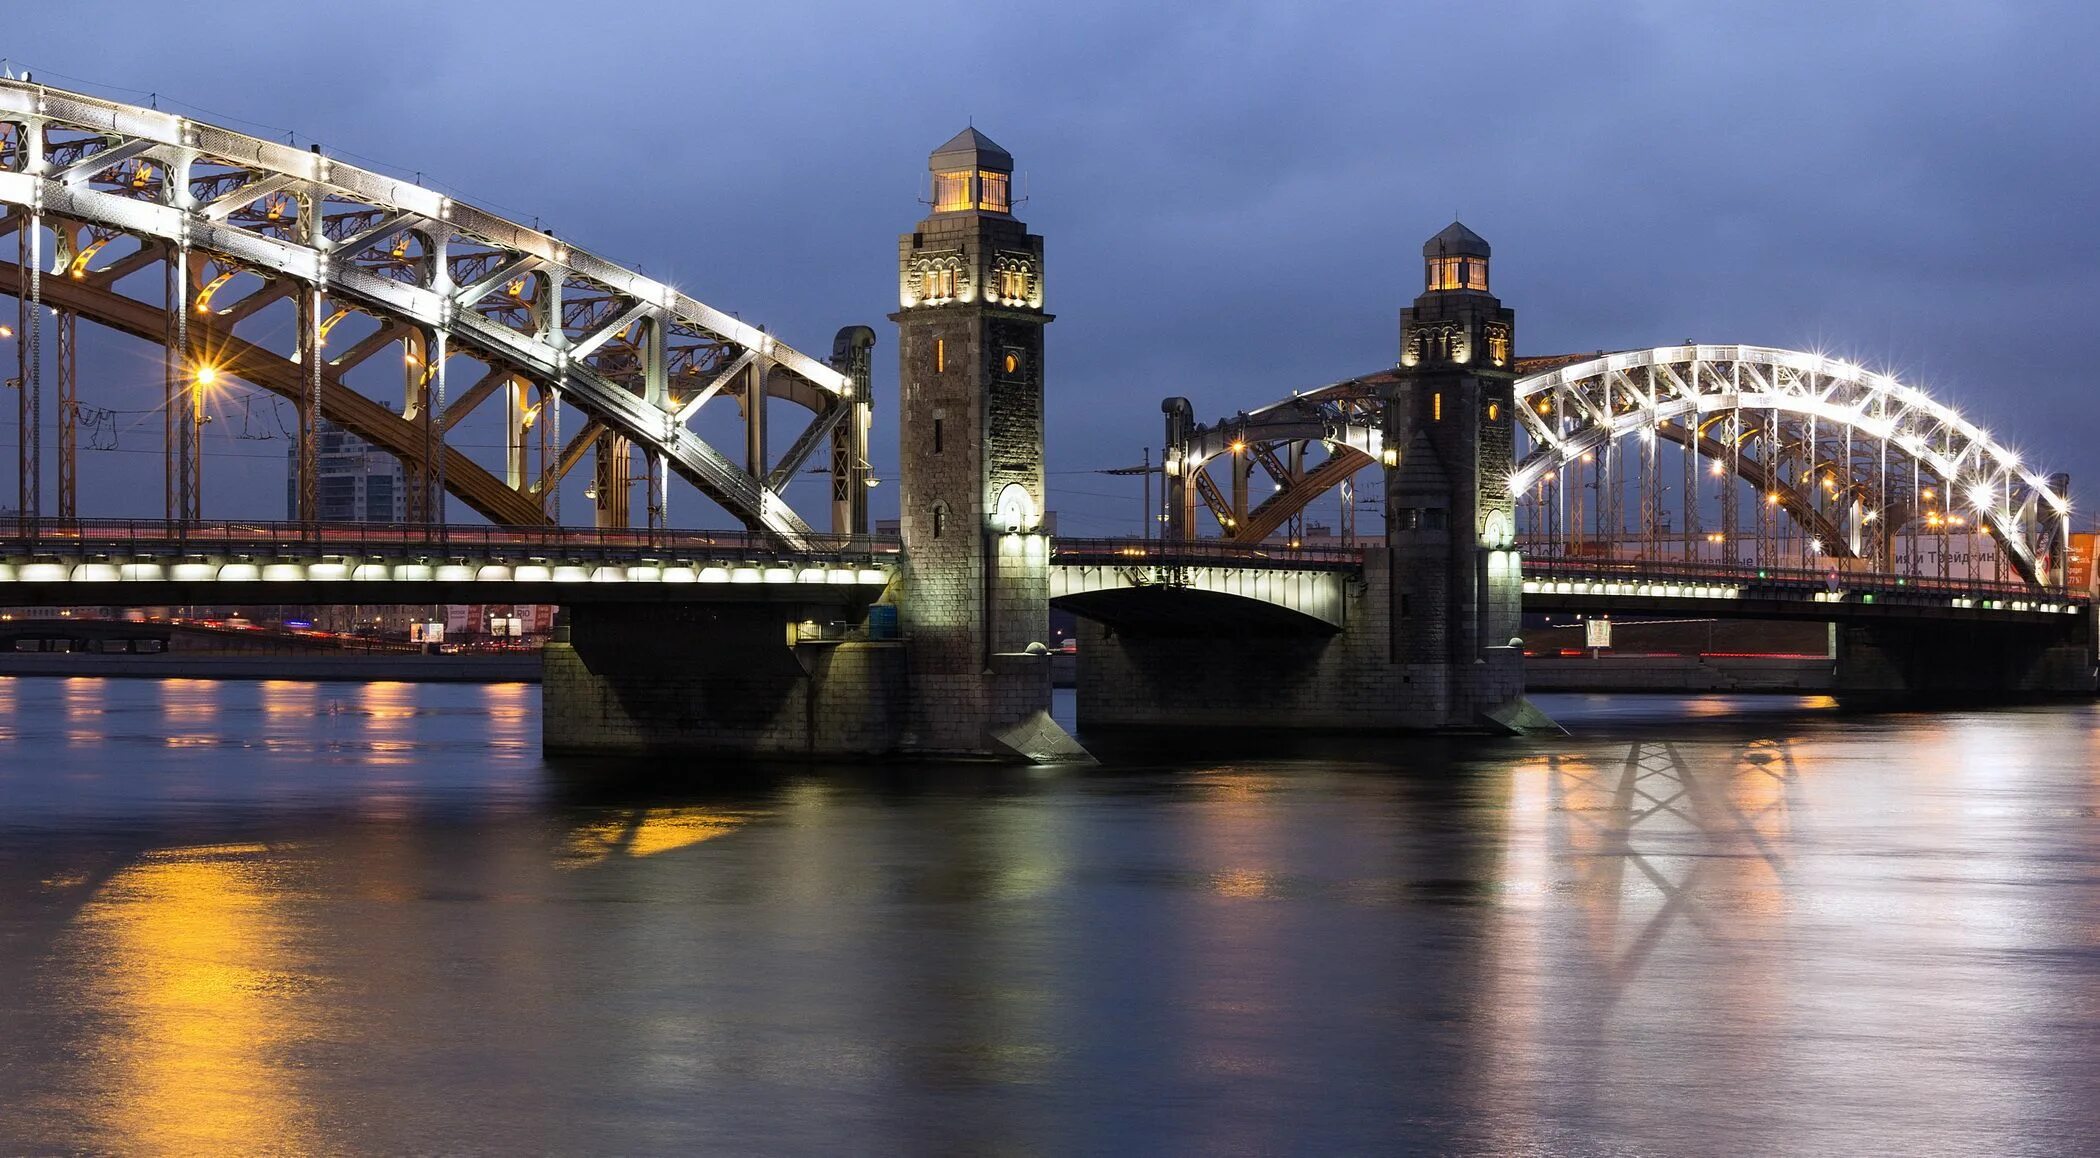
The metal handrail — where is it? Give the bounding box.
[1523,554,2084,602]
[0,517,902,563]
[1052,537,1367,568]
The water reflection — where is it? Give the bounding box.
[0,683,2095,1152]
[58,842,318,1156]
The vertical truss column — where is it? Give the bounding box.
[1682,419,1699,561]
[296,285,322,524]
[1721,414,1740,564]
[165,243,202,524]
[504,375,531,490]
[1161,399,1194,541]
[16,210,41,525]
[545,387,562,524]
[401,326,430,525]
[182,255,206,523]
[645,450,665,532]
[592,431,631,528]
[55,307,74,521]
[643,317,669,534]
[1229,445,1249,533]
[1286,440,1305,545]
[744,360,768,499]
[1339,477,1355,546]
[424,326,448,531]
[827,327,874,538]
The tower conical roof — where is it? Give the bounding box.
[1422,221,1490,258]
[930,126,1013,172]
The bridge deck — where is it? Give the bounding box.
[0,519,895,607]
[1522,555,2088,625]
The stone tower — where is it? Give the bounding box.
[1384,221,1525,722]
[891,128,1084,760]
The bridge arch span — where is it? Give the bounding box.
[1163,346,2071,589]
[1512,346,2071,587]
[0,79,867,545]
[1050,561,1348,634]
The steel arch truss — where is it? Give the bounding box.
[1510,346,2072,588]
[0,80,870,547]
[1160,346,2070,590]
[1162,375,1386,545]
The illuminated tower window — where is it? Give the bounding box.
[1427,256,1489,292]
[928,128,1014,216]
[1422,221,1491,292]
[1000,267,1028,300]
[935,338,946,373]
[979,170,1010,213]
[934,171,972,212]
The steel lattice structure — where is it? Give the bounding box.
[1162,347,2073,590]
[0,78,870,549]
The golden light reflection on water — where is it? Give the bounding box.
[159,678,220,723]
[357,681,418,722]
[259,680,319,717]
[62,842,318,1155]
[560,808,755,867]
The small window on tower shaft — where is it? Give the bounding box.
[1003,352,1019,375]
[1433,393,1443,421]
[933,418,944,454]
[936,339,945,373]
[932,505,945,539]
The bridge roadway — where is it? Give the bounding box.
[0,520,2079,631]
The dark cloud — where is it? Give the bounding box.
[7,0,2097,532]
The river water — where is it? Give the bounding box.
[1,678,2096,1155]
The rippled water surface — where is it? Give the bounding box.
[3,678,2098,1155]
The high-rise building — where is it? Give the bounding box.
[287,419,406,522]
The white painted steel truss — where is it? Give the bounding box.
[0,78,869,549]
[1161,346,2071,589]
[1511,346,2071,587]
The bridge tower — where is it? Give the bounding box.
[1386,222,1527,723]
[891,129,1086,760]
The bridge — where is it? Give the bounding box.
[0,78,2089,759]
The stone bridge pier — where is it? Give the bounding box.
[1832,616,2096,702]
[1069,550,1536,733]
[1078,223,1541,736]
[545,129,1086,763]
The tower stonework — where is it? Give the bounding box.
[891,129,1085,760]
[1385,222,1526,724]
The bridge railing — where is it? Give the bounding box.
[0,518,903,564]
[1052,537,1367,569]
[1523,554,2087,603]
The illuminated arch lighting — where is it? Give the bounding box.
[1507,345,2069,583]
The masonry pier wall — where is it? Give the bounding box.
[1832,618,2095,701]
[1072,554,1527,732]
[542,602,906,758]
